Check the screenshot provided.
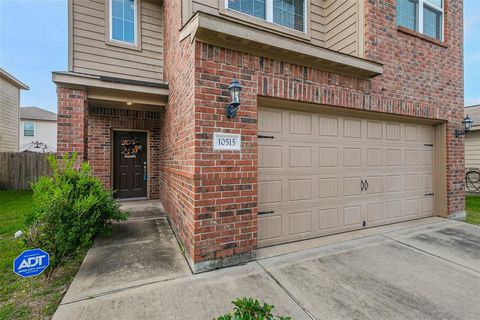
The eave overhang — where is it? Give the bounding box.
[0,68,29,90]
[180,12,383,80]
[52,71,169,107]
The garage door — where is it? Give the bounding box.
[258,107,435,248]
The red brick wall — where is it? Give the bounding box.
[162,1,258,272]
[56,87,88,165]
[364,0,464,215]
[159,0,464,272]
[87,106,162,199]
[160,0,197,266]
[192,43,258,271]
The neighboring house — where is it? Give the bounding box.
[464,104,480,170]
[53,0,464,273]
[20,107,57,152]
[0,68,29,152]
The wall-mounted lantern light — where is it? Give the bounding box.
[226,78,242,119]
[455,115,473,138]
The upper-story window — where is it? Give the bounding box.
[110,0,137,44]
[397,0,443,41]
[227,0,306,32]
[23,122,35,137]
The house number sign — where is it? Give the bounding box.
[213,132,241,151]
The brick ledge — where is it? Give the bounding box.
[397,26,448,48]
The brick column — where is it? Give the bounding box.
[192,43,258,273]
[446,121,466,218]
[56,87,88,166]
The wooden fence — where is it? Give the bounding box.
[0,152,54,190]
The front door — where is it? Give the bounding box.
[114,131,148,199]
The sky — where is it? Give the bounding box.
[0,0,479,113]
[464,0,480,106]
[0,0,67,112]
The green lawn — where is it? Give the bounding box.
[0,191,84,320]
[466,195,480,226]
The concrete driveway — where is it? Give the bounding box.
[53,212,480,320]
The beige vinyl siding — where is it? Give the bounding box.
[465,107,480,169]
[465,131,480,170]
[191,0,218,15]
[325,0,360,56]
[465,107,480,132]
[310,1,326,47]
[189,1,362,57]
[71,0,164,82]
[0,77,20,152]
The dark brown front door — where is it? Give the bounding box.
[114,131,148,199]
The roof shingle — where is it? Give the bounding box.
[20,107,57,121]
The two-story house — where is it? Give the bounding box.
[53,0,464,273]
[20,107,58,153]
[0,68,29,152]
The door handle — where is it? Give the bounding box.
[143,162,147,181]
[364,179,369,191]
[360,179,365,191]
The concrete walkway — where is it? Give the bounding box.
[54,213,480,320]
[59,200,191,304]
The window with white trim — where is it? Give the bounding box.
[227,0,306,32]
[110,0,137,44]
[23,122,35,137]
[397,0,443,41]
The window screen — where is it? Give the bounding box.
[423,5,442,40]
[228,0,266,19]
[227,0,305,32]
[273,0,304,32]
[397,0,418,31]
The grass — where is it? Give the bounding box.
[0,191,85,320]
[465,195,480,226]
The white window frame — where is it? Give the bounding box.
[23,122,36,138]
[225,0,308,33]
[109,0,138,46]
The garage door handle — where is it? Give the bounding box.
[365,179,369,191]
[360,179,365,191]
[258,211,275,215]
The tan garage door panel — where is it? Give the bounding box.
[258,107,435,248]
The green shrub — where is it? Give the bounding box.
[215,298,292,320]
[25,153,128,273]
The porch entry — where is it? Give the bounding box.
[113,131,148,199]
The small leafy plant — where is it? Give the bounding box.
[216,298,292,320]
[24,153,128,274]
